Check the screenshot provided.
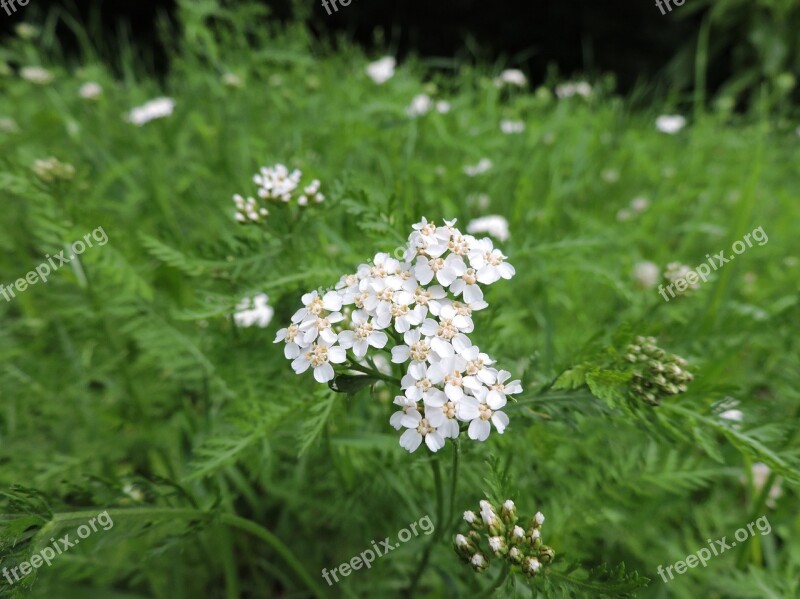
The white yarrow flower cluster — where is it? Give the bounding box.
[366,56,396,84]
[493,69,527,88]
[655,114,687,134]
[233,293,274,328]
[127,97,175,126]
[555,81,593,99]
[276,218,521,453]
[233,164,324,223]
[20,66,54,85]
[79,82,103,101]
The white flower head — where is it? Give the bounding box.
[291,340,346,383]
[366,56,396,84]
[500,119,525,134]
[127,97,175,126]
[494,69,527,87]
[467,215,510,242]
[407,94,433,118]
[656,114,686,134]
[234,293,274,328]
[633,261,660,289]
[79,81,103,100]
[20,66,54,85]
[463,158,493,177]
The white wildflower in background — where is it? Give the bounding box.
[222,73,244,88]
[233,164,324,222]
[233,294,275,328]
[127,97,175,126]
[32,157,75,183]
[20,66,54,85]
[633,261,660,289]
[656,115,686,134]
[407,94,433,117]
[464,158,493,177]
[664,262,699,295]
[746,463,783,508]
[602,169,620,183]
[494,69,527,88]
[15,23,38,39]
[500,119,525,134]
[630,196,649,213]
[79,82,103,101]
[467,216,510,242]
[366,56,396,84]
[555,81,592,99]
[276,218,522,453]
[436,101,451,114]
[0,117,19,134]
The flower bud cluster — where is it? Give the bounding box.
[233,163,324,223]
[455,499,554,577]
[32,157,76,183]
[626,336,692,405]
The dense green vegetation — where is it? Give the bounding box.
[1,3,798,598]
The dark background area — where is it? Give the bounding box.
[3,0,797,102]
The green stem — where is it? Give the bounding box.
[476,563,510,598]
[407,458,444,595]
[344,361,401,386]
[447,439,461,528]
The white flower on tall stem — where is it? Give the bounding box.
[127,97,175,126]
[399,411,446,452]
[291,340,347,383]
[337,310,388,358]
[234,293,274,328]
[467,215,510,242]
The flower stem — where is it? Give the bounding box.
[448,438,461,527]
[476,563,510,598]
[344,361,401,386]
[407,458,444,595]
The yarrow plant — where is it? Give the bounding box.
[233,164,324,223]
[275,218,521,452]
[455,499,554,577]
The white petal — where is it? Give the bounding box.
[468,419,491,441]
[400,429,423,452]
[487,390,506,410]
[291,356,310,373]
[492,411,509,434]
[369,331,388,349]
[314,362,335,383]
[425,432,445,452]
[392,345,411,363]
[328,346,347,364]
[322,291,343,311]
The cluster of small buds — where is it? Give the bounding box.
[233,164,324,223]
[664,262,699,296]
[275,218,521,452]
[626,336,693,405]
[455,500,554,577]
[32,157,75,183]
